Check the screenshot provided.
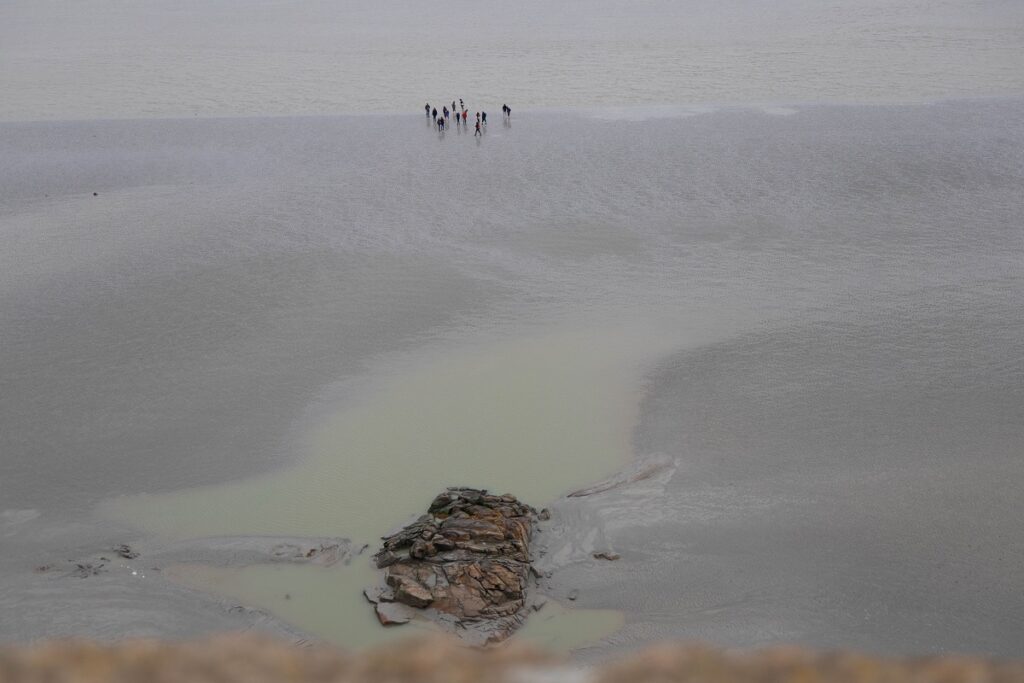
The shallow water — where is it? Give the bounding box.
[98,327,672,542]
[167,559,623,651]
[165,560,438,648]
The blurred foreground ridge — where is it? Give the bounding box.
[2,636,1023,683]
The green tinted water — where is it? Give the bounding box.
[168,558,623,651]
[100,329,666,542]
[102,327,667,650]
[166,559,435,648]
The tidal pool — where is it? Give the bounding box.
[165,559,437,648]
[99,327,671,543]
[99,327,674,648]
[167,558,624,651]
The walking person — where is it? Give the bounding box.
[474,120,482,136]
[482,111,487,126]
[425,103,431,117]
[432,107,437,120]
[443,106,449,122]
[462,109,468,125]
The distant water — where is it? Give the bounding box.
[1,100,1022,653]
[2,0,1024,121]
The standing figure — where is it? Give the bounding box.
[482,111,487,125]
[462,109,468,124]
[432,107,437,120]
[474,120,482,136]
[437,117,444,131]
[425,103,431,117]
[443,106,449,122]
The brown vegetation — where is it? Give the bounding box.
[2,637,1023,683]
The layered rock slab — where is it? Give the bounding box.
[366,488,538,643]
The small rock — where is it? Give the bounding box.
[364,585,396,605]
[433,536,456,551]
[375,550,400,568]
[593,552,620,561]
[392,578,433,608]
[115,544,139,560]
[375,602,412,626]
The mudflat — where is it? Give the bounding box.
[2,101,1023,656]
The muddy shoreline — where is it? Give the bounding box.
[0,455,665,655]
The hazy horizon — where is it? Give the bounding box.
[2,0,1023,122]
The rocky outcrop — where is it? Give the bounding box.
[366,488,538,643]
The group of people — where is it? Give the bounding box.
[424,99,511,136]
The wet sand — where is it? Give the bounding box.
[2,102,1023,655]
